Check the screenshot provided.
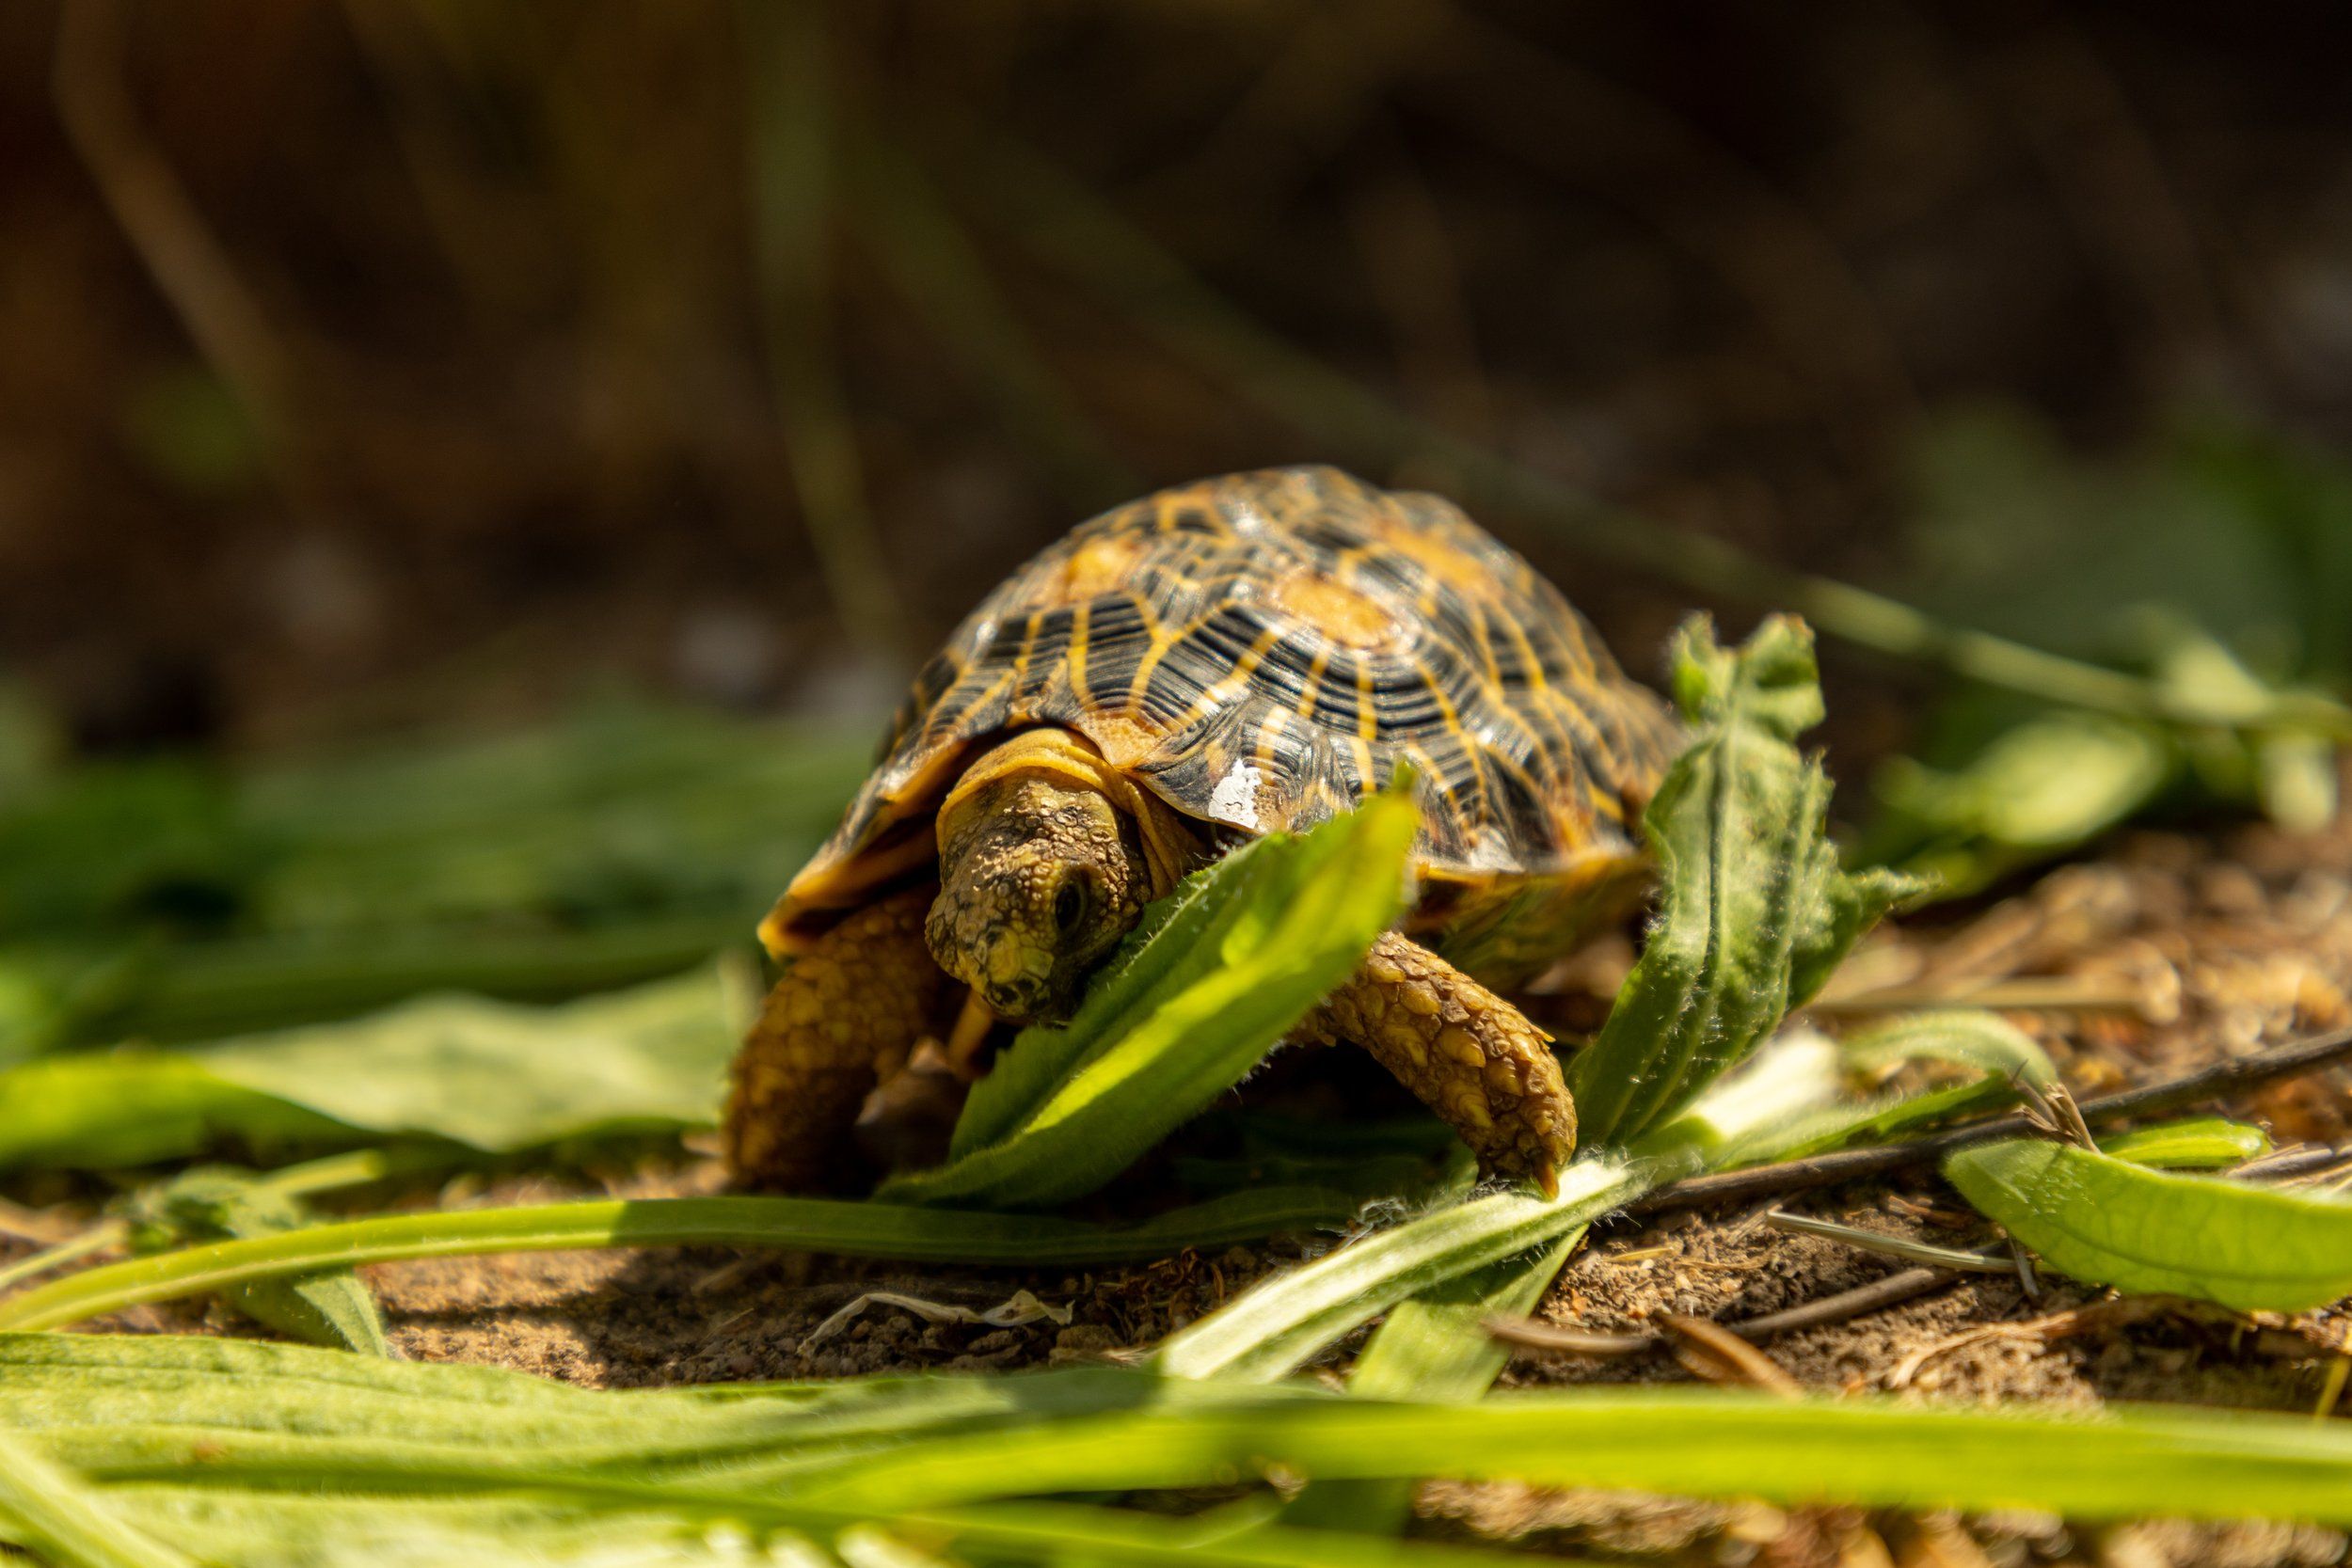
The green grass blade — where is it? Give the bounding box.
[1945,1137,2352,1310]
[0,1430,193,1568]
[886,792,1417,1209]
[0,1187,1358,1332]
[1156,1153,1658,1383]
[1281,1233,1579,1534]
[1341,1234,1577,1406]
[912,1499,1549,1566]
[91,1484,1539,1568]
[794,1389,2352,1524]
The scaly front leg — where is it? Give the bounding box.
[725,887,946,1191]
[1295,931,1576,1194]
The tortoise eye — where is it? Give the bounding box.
[1052,878,1088,934]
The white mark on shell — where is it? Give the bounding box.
[1210,757,1263,829]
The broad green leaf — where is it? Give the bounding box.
[0,963,747,1174]
[0,1187,1359,1332]
[118,1168,387,1355]
[1871,713,2173,871]
[1945,1137,2352,1311]
[0,761,248,947]
[1568,614,1915,1149]
[884,791,1417,1210]
[92,1488,1516,1568]
[0,704,873,1056]
[0,1336,1319,1496]
[2098,1117,2270,1169]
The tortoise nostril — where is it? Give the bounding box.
[985,978,1043,1022]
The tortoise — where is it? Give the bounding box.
[725,467,1679,1195]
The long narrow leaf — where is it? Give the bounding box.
[1281,1234,1578,1533]
[1945,1137,2352,1310]
[0,1187,1359,1332]
[0,1430,193,1568]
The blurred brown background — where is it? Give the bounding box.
[5,0,2350,756]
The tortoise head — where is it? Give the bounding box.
[926,730,1162,1024]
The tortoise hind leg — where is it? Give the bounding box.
[1295,932,1574,1195]
[726,887,946,1191]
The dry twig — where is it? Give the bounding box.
[1486,1264,1964,1361]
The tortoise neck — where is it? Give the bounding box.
[936,728,1195,901]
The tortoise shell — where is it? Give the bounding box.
[769,467,1679,985]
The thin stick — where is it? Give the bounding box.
[1763,1212,2010,1273]
[2229,1144,2344,1182]
[1727,1266,1962,1342]
[1486,1265,1961,1360]
[1632,1024,2352,1215]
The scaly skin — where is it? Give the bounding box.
[1295,931,1576,1194]
[725,887,946,1191]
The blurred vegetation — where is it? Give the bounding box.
[1862,411,2352,893]
[8,3,2352,740]
[0,701,866,1059]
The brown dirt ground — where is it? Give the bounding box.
[15,805,2352,1568]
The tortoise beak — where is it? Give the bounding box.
[979,975,1052,1024]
